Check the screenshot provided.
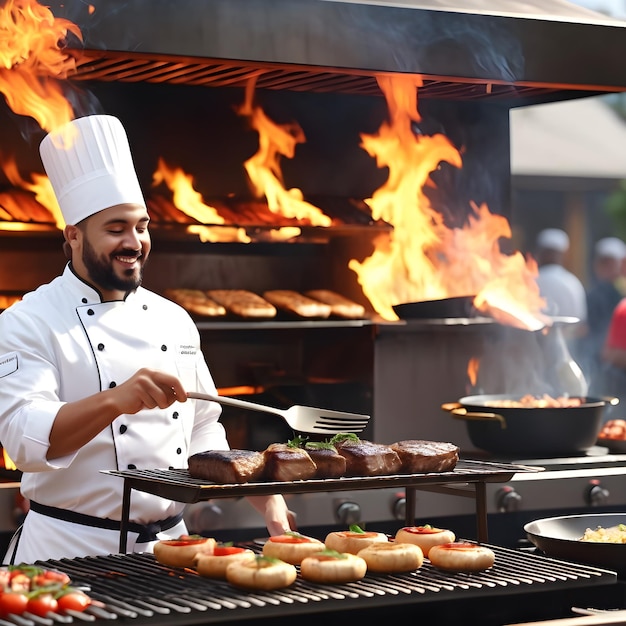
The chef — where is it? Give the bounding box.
[0,114,291,564]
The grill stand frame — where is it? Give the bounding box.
[108,460,533,553]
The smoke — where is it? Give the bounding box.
[334,4,524,83]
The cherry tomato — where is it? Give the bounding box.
[56,590,91,612]
[26,593,58,617]
[405,525,444,535]
[33,570,71,587]
[0,569,11,589]
[0,591,28,618]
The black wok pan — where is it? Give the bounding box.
[441,394,618,456]
[525,513,626,572]
[393,295,476,319]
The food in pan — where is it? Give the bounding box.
[395,525,456,558]
[304,289,366,319]
[0,564,92,618]
[262,531,326,564]
[187,449,266,483]
[390,440,459,473]
[153,534,217,568]
[302,440,347,478]
[482,394,583,408]
[300,549,367,583]
[598,419,626,440]
[357,541,424,573]
[164,288,226,317]
[194,544,256,579]
[262,442,318,481]
[206,289,277,318]
[225,555,297,590]
[331,433,402,477]
[325,525,388,555]
[263,289,332,318]
[580,523,626,543]
[428,542,495,572]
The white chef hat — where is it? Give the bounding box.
[595,236,626,260]
[536,228,570,253]
[39,114,146,226]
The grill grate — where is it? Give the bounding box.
[70,50,563,103]
[102,459,541,503]
[9,547,613,626]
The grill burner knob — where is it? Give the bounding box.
[585,479,609,507]
[334,500,361,526]
[391,493,406,521]
[495,486,522,512]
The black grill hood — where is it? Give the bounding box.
[47,0,626,106]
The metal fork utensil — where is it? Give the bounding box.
[187,391,370,434]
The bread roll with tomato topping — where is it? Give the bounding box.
[262,531,325,565]
[428,542,495,572]
[300,550,367,584]
[153,535,216,568]
[395,525,456,557]
[357,541,423,573]
[325,527,388,555]
[194,544,256,579]
[225,556,297,590]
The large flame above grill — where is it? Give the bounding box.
[0,0,550,329]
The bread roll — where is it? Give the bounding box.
[357,542,423,573]
[263,290,332,318]
[225,556,297,590]
[164,289,226,317]
[153,535,216,568]
[194,545,256,579]
[300,550,367,584]
[428,542,495,572]
[206,289,277,318]
[325,528,388,555]
[262,532,325,565]
[394,525,456,557]
[304,289,366,319]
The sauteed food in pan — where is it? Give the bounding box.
[481,394,584,408]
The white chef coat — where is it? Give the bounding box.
[0,264,228,563]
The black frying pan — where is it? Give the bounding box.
[392,295,476,319]
[525,513,626,572]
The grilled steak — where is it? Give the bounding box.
[263,443,318,481]
[334,439,402,477]
[188,449,265,483]
[390,440,459,473]
[304,443,347,479]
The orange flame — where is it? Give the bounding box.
[237,77,332,227]
[153,157,250,243]
[2,447,16,471]
[1,155,63,227]
[467,357,480,387]
[349,74,548,328]
[0,0,83,132]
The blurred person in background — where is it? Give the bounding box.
[534,227,587,323]
[580,236,626,395]
[600,295,626,412]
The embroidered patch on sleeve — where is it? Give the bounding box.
[0,352,18,378]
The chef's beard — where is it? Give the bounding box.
[82,238,145,293]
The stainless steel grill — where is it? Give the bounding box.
[14,548,613,626]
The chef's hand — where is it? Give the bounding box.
[247,494,296,535]
[48,368,187,460]
[111,368,187,415]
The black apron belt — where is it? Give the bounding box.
[29,501,184,543]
